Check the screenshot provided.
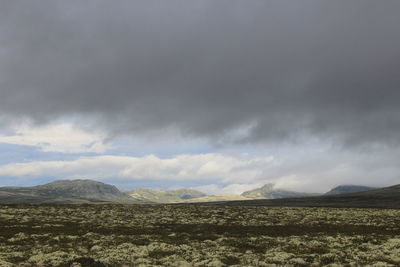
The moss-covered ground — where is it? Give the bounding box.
[0,204,399,266]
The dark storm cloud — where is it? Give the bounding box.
[1,0,400,146]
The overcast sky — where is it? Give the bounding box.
[0,0,399,194]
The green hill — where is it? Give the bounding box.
[0,179,141,204]
[127,188,206,203]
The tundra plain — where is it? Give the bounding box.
[1,205,400,266]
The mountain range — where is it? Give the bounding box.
[127,183,324,203]
[205,184,400,209]
[0,179,390,207]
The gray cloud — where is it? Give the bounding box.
[1,0,400,147]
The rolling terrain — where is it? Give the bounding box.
[127,188,254,203]
[203,184,400,209]
[127,188,206,203]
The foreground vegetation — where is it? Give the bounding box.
[0,205,400,266]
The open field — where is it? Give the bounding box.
[0,205,400,266]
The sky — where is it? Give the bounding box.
[0,0,400,194]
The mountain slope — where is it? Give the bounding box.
[325,185,377,195]
[203,184,400,209]
[127,188,206,203]
[0,179,140,204]
[241,184,319,199]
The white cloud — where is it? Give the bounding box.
[0,153,273,182]
[1,144,399,193]
[119,154,273,181]
[0,122,110,153]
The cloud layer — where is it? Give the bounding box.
[0,1,400,146]
[0,122,109,153]
[0,153,272,191]
[1,1,400,190]
[0,148,398,193]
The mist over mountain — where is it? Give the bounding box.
[325,185,378,195]
[241,184,319,199]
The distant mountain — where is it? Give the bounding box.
[205,184,400,209]
[0,179,140,204]
[325,185,378,195]
[182,194,252,203]
[241,184,319,199]
[127,188,206,203]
